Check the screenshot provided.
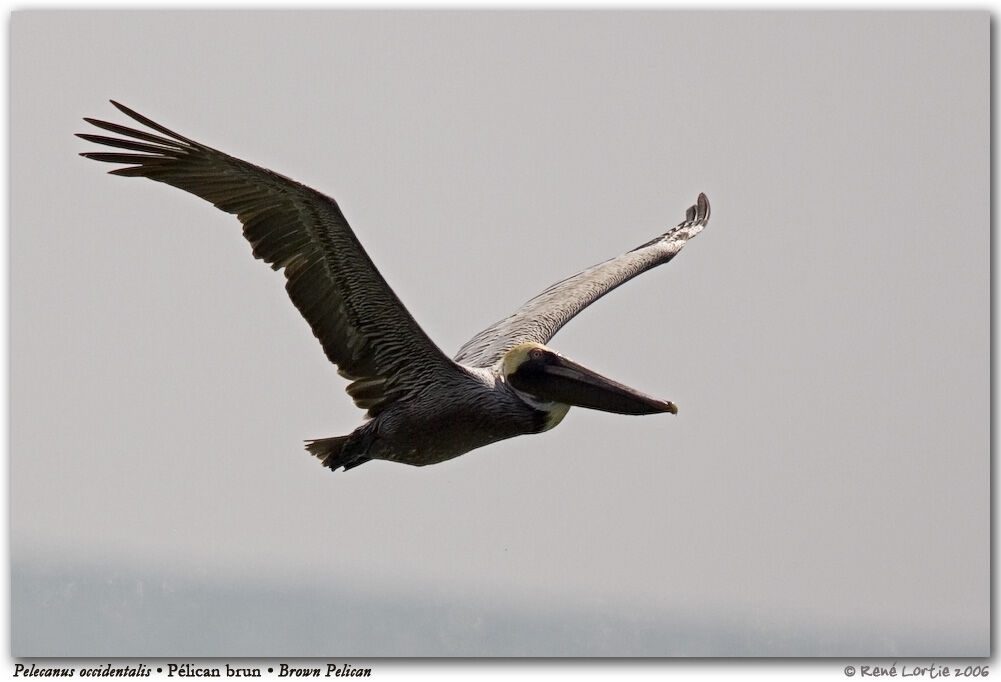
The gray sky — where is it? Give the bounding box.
[10,11,988,656]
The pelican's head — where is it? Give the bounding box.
[501,342,678,430]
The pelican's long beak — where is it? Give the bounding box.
[508,350,678,415]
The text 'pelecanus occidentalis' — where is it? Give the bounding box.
[78,102,710,472]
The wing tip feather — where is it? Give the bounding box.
[103,100,197,145]
[681,192,710,228]
[695,192,710,226]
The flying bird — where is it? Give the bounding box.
[78,102,710,472]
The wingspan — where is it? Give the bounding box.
[78,101,462,417]
[454,194,710,368]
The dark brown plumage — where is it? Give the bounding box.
[79,102,709,471]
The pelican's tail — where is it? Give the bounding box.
[305,436,370,472]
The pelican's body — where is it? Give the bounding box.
[329,365,545,467]
[79,102,710,472]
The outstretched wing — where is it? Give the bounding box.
[454,194,710,368]
[78,101,463,417]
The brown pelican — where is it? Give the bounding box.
[78,102,710,472]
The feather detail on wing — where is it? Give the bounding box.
[454,193,710,368]
[78,101,462,417]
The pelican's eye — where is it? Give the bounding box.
[529,348,546,362]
